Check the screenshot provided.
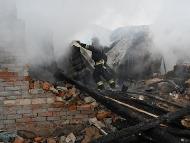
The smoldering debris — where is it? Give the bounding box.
[1,0,190,143]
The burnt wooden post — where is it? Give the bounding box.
[54,71,189,143]
[91,106,190,143]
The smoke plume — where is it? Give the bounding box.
[0,0,190,71]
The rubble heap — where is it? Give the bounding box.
[0,49,122,142]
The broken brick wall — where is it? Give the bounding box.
[0,50,96,136]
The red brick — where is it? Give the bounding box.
[74,114,88,119]
[5,86,20,91]
[16,99,31,105]
[5,124,16,131]
[69,119,82,124]
[31,104,46,110]
[47,117,60,121]
[43,82,52,90]
[32,98,46,104]
[5,107,17,114]
[96,111,112,120]
[33,109,47,114]
[0,71,19,81]
[80,110,95,115]
[77,104,93,111]
[4,120,15,124]
[4,100,16,105]
[68,105,77,111]
[38,112,53,117]
[16,117,33,123]
[1,82,14,87]
[88,114,96,118]
[22,113,37,118]
[67,111,80,116]
[13,136,24,143]
[35,121,51,128]
[17,109,32,114]
[32,117,46,122]
[48,108,62,112]
[34,137,43,143]
[47,98,55,104]
[15,81,29,86]
[60,111,67,116]
[0,86,4,92]
[51,102,65,108]
[0,71,17,77]
[52,112,60,116]
[7,114,22,119]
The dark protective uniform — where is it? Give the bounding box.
[70,45,92,84]
[78,42,115,89]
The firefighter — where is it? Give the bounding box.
[72,38,115,90]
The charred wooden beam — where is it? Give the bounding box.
[107,90,183,108]
[166,127,190,138]
[54,70,149,121]
[144,127,181,143]
[54,71,187,143]
[104,90,168,115]
[145,127,190,143]
[126,91,184,108]
[104,96,159,118]
[91,106,190,143]
[114,135,139,143]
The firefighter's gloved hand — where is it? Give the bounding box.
[75,40,80,44]
[71,40,81,48]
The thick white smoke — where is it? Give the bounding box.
[150,0,190,71]
[0,0,190,71]
[14,0,160,63]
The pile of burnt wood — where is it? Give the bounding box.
[54,70,190,143]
